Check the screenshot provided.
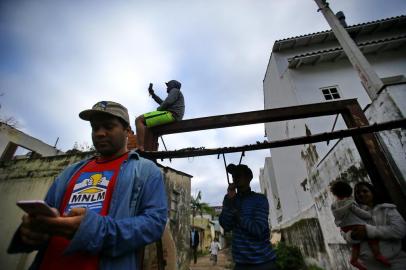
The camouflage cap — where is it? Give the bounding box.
[79,101,130,125]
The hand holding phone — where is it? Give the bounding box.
[148,83,154,95]
[227,183,236,198]
[17,200,59,217]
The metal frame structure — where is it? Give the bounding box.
[144,98,406,218]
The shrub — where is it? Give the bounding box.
[307,265,324,270]
[275,242,306,270]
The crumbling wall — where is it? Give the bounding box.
[365,84,406,188]
[162,168,191,270]
[281,218,330,269]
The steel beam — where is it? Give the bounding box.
[151,99,356,136]
[142,118,406,160]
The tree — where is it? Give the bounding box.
[190,191,215,222]
[0,93,19,128]
[66,141,95,154]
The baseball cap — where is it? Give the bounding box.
[226,163,253,180]
[79,101,130,125]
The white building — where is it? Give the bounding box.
[260,15,406,269]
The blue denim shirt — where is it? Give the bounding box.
[8,151,168,270]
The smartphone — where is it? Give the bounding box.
[17,200,58,217]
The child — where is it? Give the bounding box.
[209,237,221,266]
[330,181,390,270]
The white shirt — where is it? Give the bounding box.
[210,241,221,255]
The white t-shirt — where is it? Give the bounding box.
[210,241,221,255]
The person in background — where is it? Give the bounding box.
[219,163,277,270]
[330,180,390,270]
[135,80,185,151]
[209,237,221,265]
[342,181,406,270]
[190,228,200,264]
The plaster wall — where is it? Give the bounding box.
[259,158,278,228]
[365,84,406,186]
[263,54,314,225]
[162,168,191,270]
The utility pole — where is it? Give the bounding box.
[313,0,384,100]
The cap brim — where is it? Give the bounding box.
[79,109,112,121]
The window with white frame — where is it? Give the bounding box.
[320,86,341,100]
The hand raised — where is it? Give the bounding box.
[227,183,236,198]
[148,83,154,95]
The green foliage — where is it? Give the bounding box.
[275,242,306,270]
[307,265,324,270]
[191,190,215,217]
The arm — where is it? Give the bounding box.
[151,92,163,105]
[157,89,180,111]
[219,195,237,232]
[239,195,270,239]
[64,168,167,257]
[366,208,406,240]
[350,203,371,220]
[330,199,352,222]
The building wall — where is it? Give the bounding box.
[264,52,317,226]
[365,84,406,186]
[0,152,192,270]
[192,215,214,252]
[162,167,191,270]
[259,157,279,227]
[279,84,406,269]
[262,20,406,269]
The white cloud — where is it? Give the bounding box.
[1,0,405,205]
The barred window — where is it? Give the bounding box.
[321,87,341,100]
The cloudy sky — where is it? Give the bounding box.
[1,0,405,205]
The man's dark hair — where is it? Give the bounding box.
[330,180,352,197]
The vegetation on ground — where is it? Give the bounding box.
[275,242,324,270]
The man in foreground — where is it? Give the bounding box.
[135,80,185,151]
[8,101,167,270]
[219,163,277,270]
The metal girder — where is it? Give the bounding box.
[150,99,356,136]
[143,98,406,220]
[142,118,406,159]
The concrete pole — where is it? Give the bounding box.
[313,0,384,100]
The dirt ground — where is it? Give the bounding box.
[189,248,233,270]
